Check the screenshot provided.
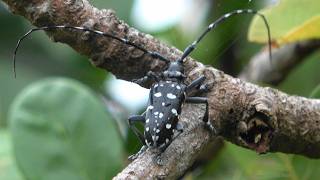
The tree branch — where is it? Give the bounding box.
[185,39,320,174]
[239,40,320,85]
[4,0,320,179]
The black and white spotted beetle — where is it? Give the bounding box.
[13,9,272,158]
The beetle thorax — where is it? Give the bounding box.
[163,61,185,81]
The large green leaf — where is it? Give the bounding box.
[8,78,123,180]
[248,0,320,46]
[0,130,23,180]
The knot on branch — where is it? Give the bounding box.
[237,93,276,153]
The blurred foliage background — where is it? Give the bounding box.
[0,0,320,179]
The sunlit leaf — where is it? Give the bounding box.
[278,15,320,45]
[248,0,320,46]
[9,78,123,180]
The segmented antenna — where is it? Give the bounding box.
[178,9,272,63]
[13,25,170,78]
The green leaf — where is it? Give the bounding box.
[291,155,320,180]
[310,84,320,98]
[248,0,320,46]
[8,78,123,180]
[0,130,23,180]
[226,143,287,180]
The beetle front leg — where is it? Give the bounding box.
[186,75,206,92]
[185,97,216,134]
[132,71,160,86]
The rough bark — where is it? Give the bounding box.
[3,0,320,179]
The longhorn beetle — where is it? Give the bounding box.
[13,9,272,159]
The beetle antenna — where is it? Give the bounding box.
[13,25,171,78]
[178,9,272,64]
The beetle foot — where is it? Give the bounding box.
[199,84,210,93]
[128,145,147,161]
[204,121,217,135]
[154,153,165,166]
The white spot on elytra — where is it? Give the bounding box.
[166,123,172,129]
[159,113,163,118]
[146,127,149,132]
[147,105,154,110]
[154,92,162,97]
[156,129,160,133]
[162,102,165,106]
[171,84,175,87]
[154,84,158,88]
[157,123,159,126]
[156,136,159,141]
[153,128,156,131]
[146,119,149,123]
[171,109,178,116]
[154,112,159,115]
[176,85,181,89]
[152,136,155,141]
[166,138,170,143]
[160,84,164,87]
[167,93,176,99]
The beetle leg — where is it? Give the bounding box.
[176,122,184,133]
[186,75,206,93]
[128,113,149,161]
[128,145,148,161]
[132,71,160,86]
[128,114,146,145]
[185,97,216,134]
[185,97,209,121]
[198,83,210,93]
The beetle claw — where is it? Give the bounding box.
[154,153,165,166]
[204,121,217,135]
[128,145,148,161]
